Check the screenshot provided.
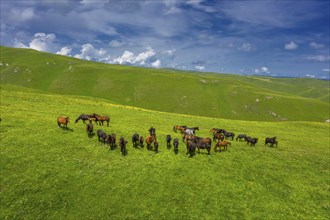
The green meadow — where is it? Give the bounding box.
[0,84,329,219]
[1,46,330,219]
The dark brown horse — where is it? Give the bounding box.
[119,137,127,156]
[107,133,117,150]
[194,137,212,155]
[139,136,144,148]
[173,138,179,154]
[213,133,224,142]
[97,130,107,144]
[186,141,197,157]
[57,116,70,129]
[86,120,94,136]
[132,133,140,147]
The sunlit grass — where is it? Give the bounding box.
[1,85,329,219]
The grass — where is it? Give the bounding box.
[1,84,329,219]
[1,46,329,122]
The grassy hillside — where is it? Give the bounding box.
[1,46,329,122]
[1,84,329,219]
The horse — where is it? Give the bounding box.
[57,116,70,129]
[210,128,219,135]
[119,137,127,156]
[107,133,116,150]
[182,134,195,142]
[236,134,247,141]
[173,138,179,154]
[173,125,187,133]
[148,127,156,138]
[194,137,212,155]
[75,114,90,123]
[224,131,235,140]
[265,137,277,147]
[154,141,159,153]
[86,120,94,136]
[214,140,231,152]
[146,135,156,150]
[186,141,197,157]
[94,115,110,127]
[166,134,172,149]
[213,133,224,142]
[246,137,258,146]
[185,127,199,135]
[97,130,107,144]
[132,133,140,147]
[139,136,144,148]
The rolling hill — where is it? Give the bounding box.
[1,46,329,122]
[0,84,329,219]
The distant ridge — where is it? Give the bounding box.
[1,46,329,122]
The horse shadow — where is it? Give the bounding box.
[88,133,95,138]
[59,127,74,132]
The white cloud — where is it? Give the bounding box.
[28,33,56,52]
[111,48,157,66]
[305,74,315,78]
[309,42,324,49]
[56,47,72,56]
[284,41,298,50]
[134,48,156,65]
[186,0,216,13]
[254,66,270,74]
[195,65,205,71]
[151,59,161,68]
[322,68,330,72]
[306,55,330,62]
[74,44,107,61]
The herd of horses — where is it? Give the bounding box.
[57,115,278,157]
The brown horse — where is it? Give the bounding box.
[57,116,70,129]
[173,125,187,133]
[182,134,195,142]
[146,135,156,150]
[94,115,110,126]
[214,140,231,152]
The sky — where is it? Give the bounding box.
[1,0,330,79]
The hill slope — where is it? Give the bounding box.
[1,84,329,219]
[1,46,329,121]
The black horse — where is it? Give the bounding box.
[246,137,258,146]
[148,127,156,138]
[97,130,107,144]
[132,133,140,147]
[154,141,159,153]
[173,138,179,154]
[75,114,90,123]
[166,134,172,149]
[236,134,247,141]
[265,137,278,147]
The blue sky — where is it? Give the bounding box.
[1,0,329,79]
